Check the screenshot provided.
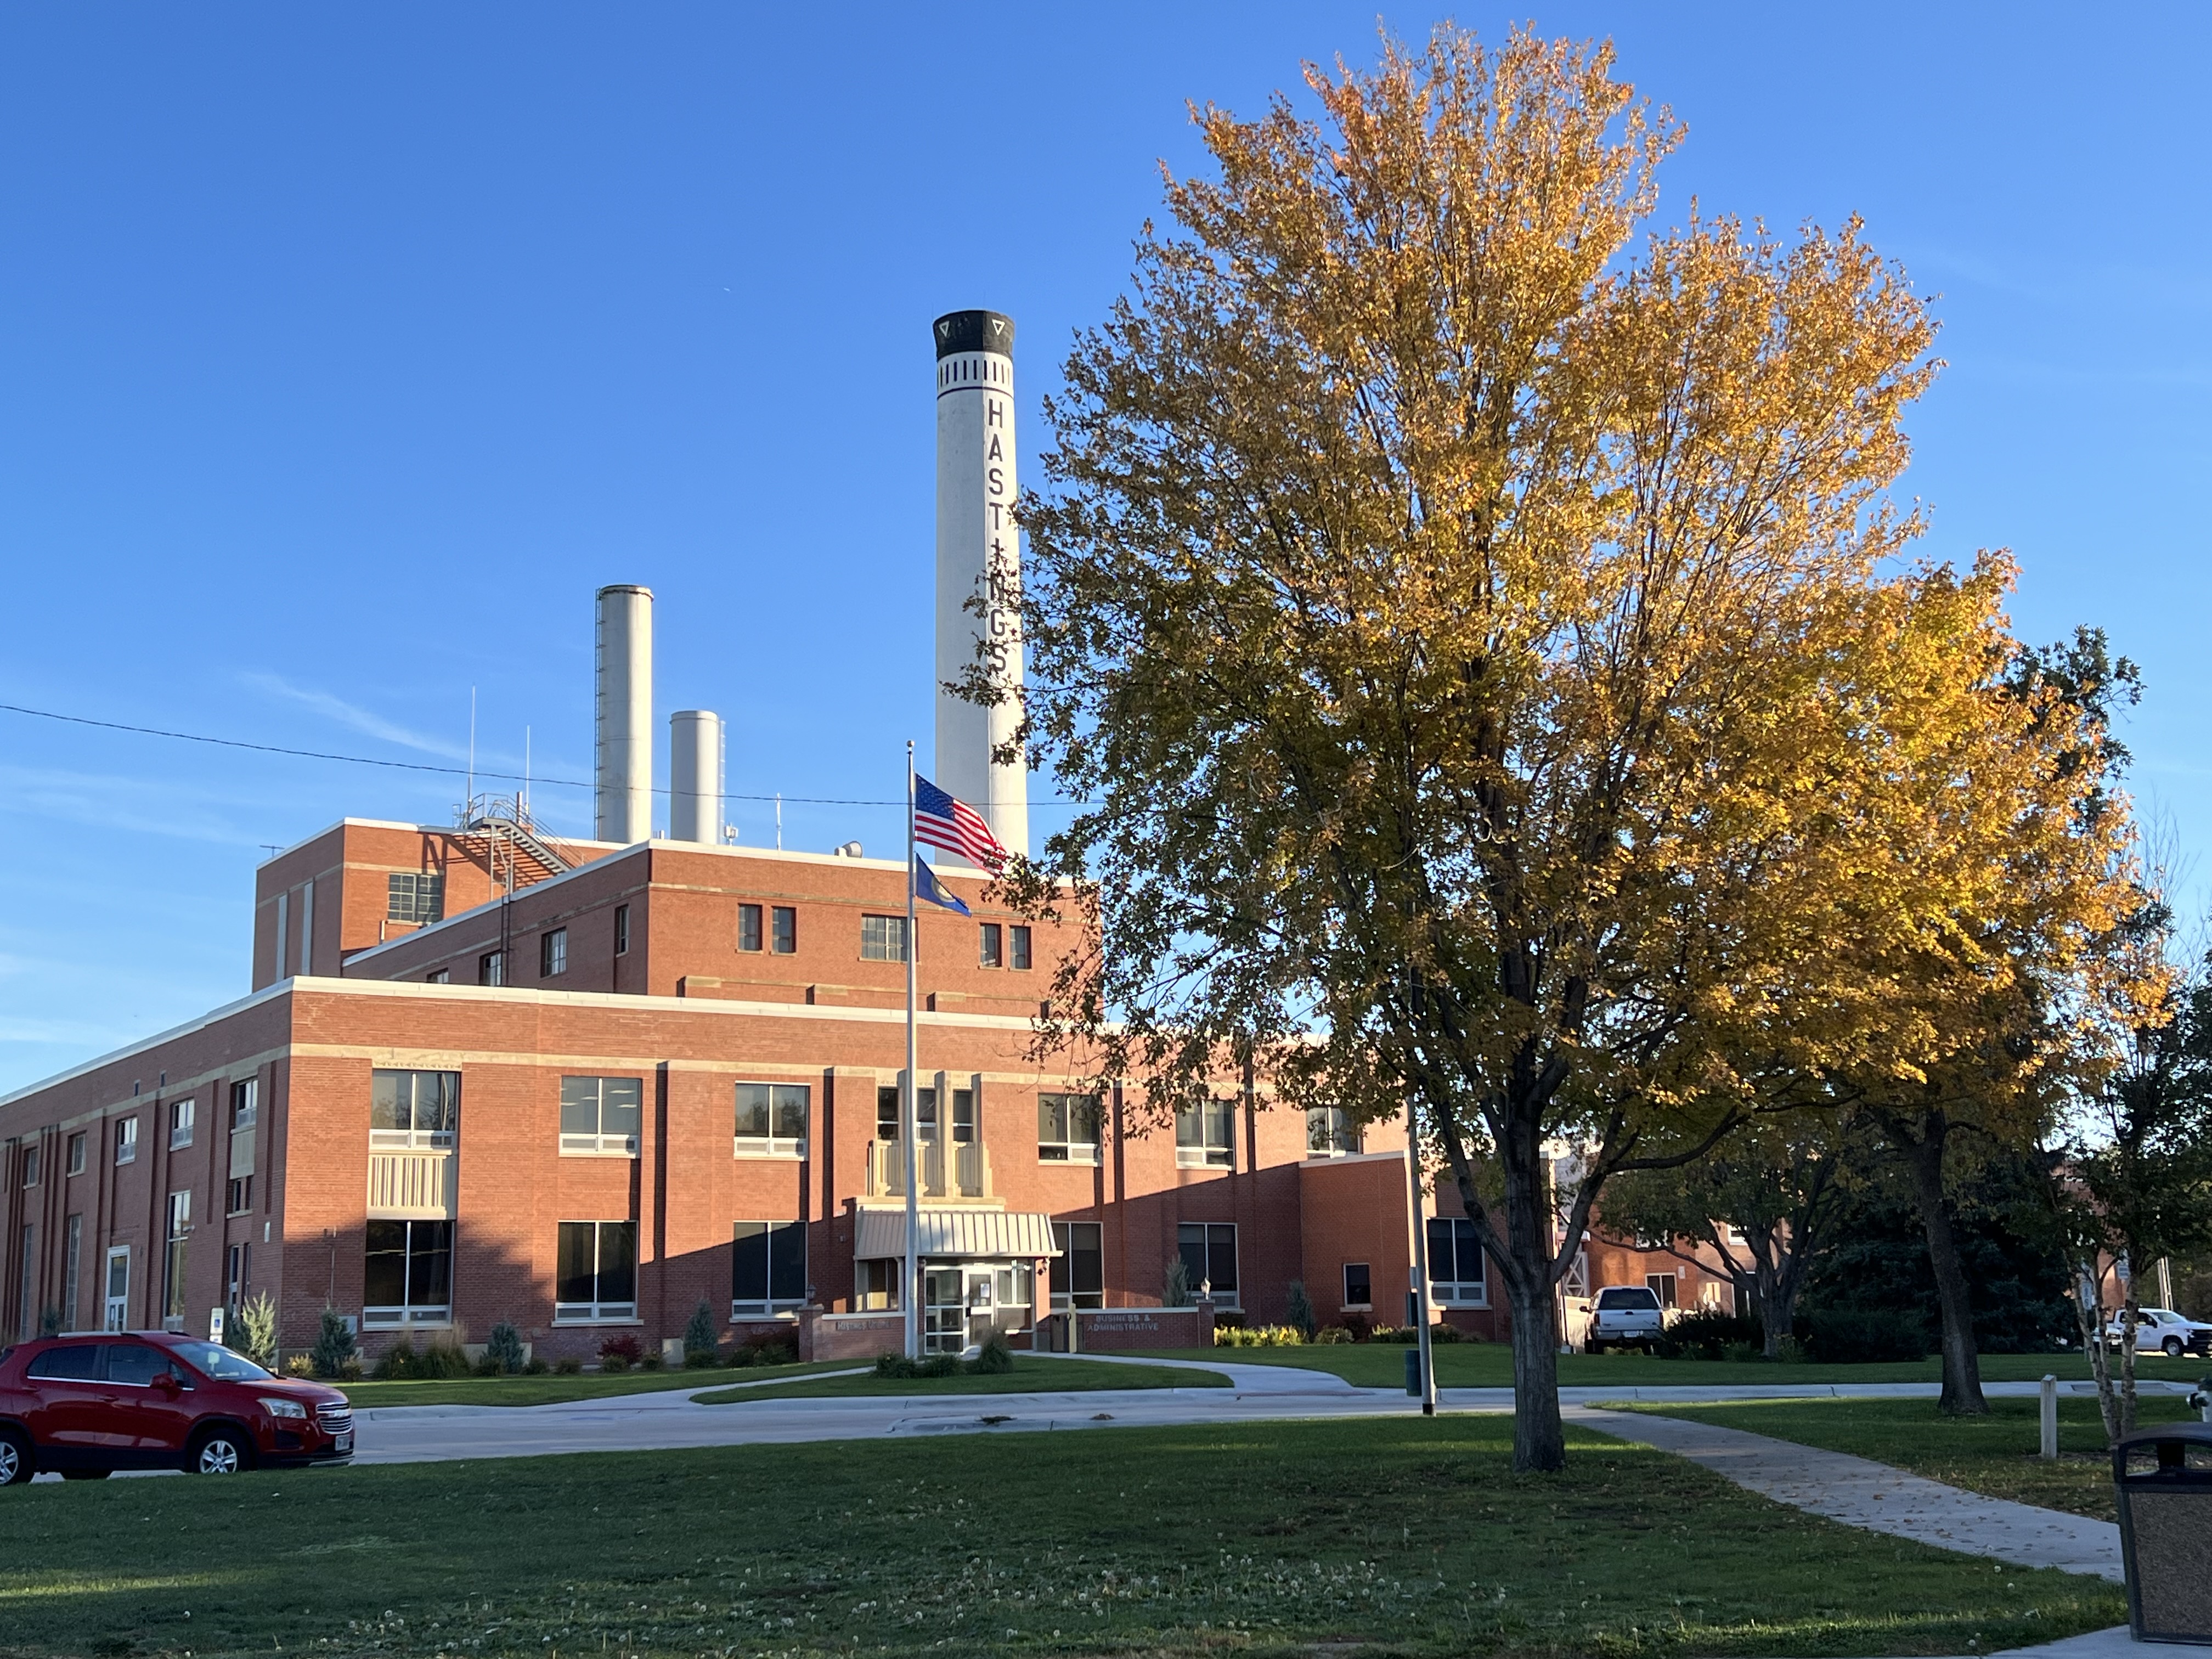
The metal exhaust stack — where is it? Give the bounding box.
[594,584,653,844]
[669,710,723,845]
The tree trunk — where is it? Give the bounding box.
[1898,1124,1987,1415]
[1506,1274,1566,1469]
[1455,1086,1570,1474]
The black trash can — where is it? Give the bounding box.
[2112,1422,2212,1641]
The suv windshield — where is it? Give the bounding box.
[1596,1288,1661,1311]
[171,1341,274,1382]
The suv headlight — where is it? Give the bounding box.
[259,1396,308,1420]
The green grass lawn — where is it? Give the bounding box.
[1160,1342,2212,1391]
[337,1359,851,1409]
[692,1355,1224,1403]
[1616,1395,2200,1523]
[0,1417,2124,1659]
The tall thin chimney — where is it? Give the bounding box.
[669,710,723,845]
[932,309,1027,860]
[594,585,653,843]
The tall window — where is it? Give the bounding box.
[1426,1217,1487,1306]
[169,1096,195,1150]
[1342,1261,1373,1310]
[540,928,567,978]
[371,1070,460,1149]
[1306,1105,1360,1157]
[1175,1099,1234,1169]
[63,1214,82,1332]
[950,1088,974,1144]
[731,1220,806,1317]
[1646,1272,1678,1310]
[613,904,630,956]
[225,1242,250,1312]
[66,1132,85,1177]
[737,903,763,952]
[561,1075,641,1156]
[19,1146,37,1187]
[860,914,907,962]
[114,1116,137,1166]
[1037,1093,1102,1164]
[877,1084,936,1141]
[229,1080,257,1215]
[771,906,797,953]
[163,1192,191,1325]
[479,950,506,986]
[556,1221,637,1322]
[1176,1222,1238,1305]
[979,922,1002,967]
[386,871,445,924]
[1051,1221,1104,1308]
[364,1218,453,1327]
[733,1083,808,1158]
[104,1245,130,1331]
[1009,925,1032,970]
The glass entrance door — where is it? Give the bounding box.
[922,1266,966,1355]
[963,1267,997,1350]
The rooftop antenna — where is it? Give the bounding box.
[775,792,783,852]
[466,687,477,816]
[523,725,532,822]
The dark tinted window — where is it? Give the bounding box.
[26,1344,100,1381]
[1595,1287,1660,1311]
[104,1343,177,1386]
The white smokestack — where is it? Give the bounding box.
[669,710,723,845]
[594,584,653,843]
[933,309,1027,860]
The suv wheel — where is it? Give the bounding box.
[2166,1336,2187,1358]
[190,1429,251,1476]
[0,1430,30,1486]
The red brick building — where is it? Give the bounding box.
[0,815,1537,1362]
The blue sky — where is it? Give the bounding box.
[1,4,2205,1092]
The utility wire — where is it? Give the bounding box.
[0,699,1037,809]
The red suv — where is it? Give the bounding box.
[0,1331,352,1482]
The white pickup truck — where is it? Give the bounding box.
[2103,1307,2212,1358]
[1584,1285,1667,1353]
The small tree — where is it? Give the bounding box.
[38,1306,60,1338]
[234,1291,279,1367]
[483,1319,528,1376]
[311,1308,357,1380]
[682,1300,721,1367]
[1285,1279,1317,1341]
[1163,1258,1192,1307]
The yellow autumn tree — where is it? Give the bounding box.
[999,26,2148,1471]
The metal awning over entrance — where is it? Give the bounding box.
[854,1207,1061,1259]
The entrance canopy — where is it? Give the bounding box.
[854,1207,1060,1260]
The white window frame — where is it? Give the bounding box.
[860,913,907,962]
[732,1082,809,1160]
[1174,1099,1234,1170]
[363,1217,455,1330]
[1008,924,1032,970]
[114,1116,138,1166]
[66,1132,86,1178]
[370,1069,460,1151]
[104,1244,130,1331]
[1341,1261,1374,1311]
[1646,1271,1679,1310]
[730,1219,808,1319]
[1051,1221,1104,1310]
[1036,1092,1102,1165]
[555,1220,639,1324]
[1427,1216,1489,1308]
[1305,1105,1361,1158]
[561,1075,642,1158]
[169,1096,195,1150]
[540,927,567,978]
[479,950,506,986]
[19,1144,37,1188]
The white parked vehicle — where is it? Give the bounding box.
[2102,1308,2212,1358]
[1585,1285,1666,1353]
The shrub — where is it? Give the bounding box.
[739,1333,797,1367]
[873,1350,966,1380]
[1722,1339,1761,1363]
[970,1333,1015,1374]
[523,1356,550,1375]
[684,1300,721,1367]
[372,1336,419,1380]
[1285,1280,1317,1341]
[419,1333,473,1378]
[311,1308,357,1380]
[554,1356,584,1375]
[1799,1308,1927,1364]
[284,1353,314,1378]
[1216,1324,1306,1347]
[235,1290,280,1368]
[483,1320,528,1376]
[1662,1308,1763,1361]
[1315,1326,1354,1345]
[1339,1311,1374,1342]
[1428,1322,1464,1344]
[598,1333,645,1372]
[1163,1259,1192,1307]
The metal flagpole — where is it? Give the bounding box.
[1406,1104,1437,1415]
[903,741,921,1360]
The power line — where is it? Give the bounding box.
[0,699,977,808]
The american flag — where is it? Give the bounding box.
[913,774,1007,871]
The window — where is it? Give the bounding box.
[1426,1217,1488,1306]
[63,1214,81,1331]
[1036,1093,1102,1164]
[540,928,567,978]
[1596,1285,1661,1311]
[162,1191,191,1326]
[1175,1099,1234,1169]
[1646,1272,1678,1310]
[1176,1222,1238,1305]
[227,1177,252,1216]
[1306,1105,1361,1157]
[951,1088,974,1144]
[855,1258,901,1311]
[104,1245,129,1331]
[371,1069,460,1149]
[114,1117,137,1166]
[230,1079,257,1147]
[1009,924,1032,970]
[877,1084,937,1142]
[737,903,762,952]
[225,1241,249,1311]
[386,871,445,925]
[561,1075,641,1155]
[733,1083,808,1158]
[19,1145,37,1187]
[771,906,796,953]
[66,1132,86,1177]
[26,1344,99,1381]
[860,914,907,962]
[556,1220,637,1322]
[1342,1262,1373,1310]
[731,1220,807,1317]
[1051,1221,1104,1309]
[979,922,1002,967]
[614,904,630,955]
[479,951,505,986]
[169,1096,194,1150]
[427,968,450,984]
[364,1218,453,1327]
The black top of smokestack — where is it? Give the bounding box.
[933,310,1014,360]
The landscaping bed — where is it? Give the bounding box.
[0,1417,2124,1657]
